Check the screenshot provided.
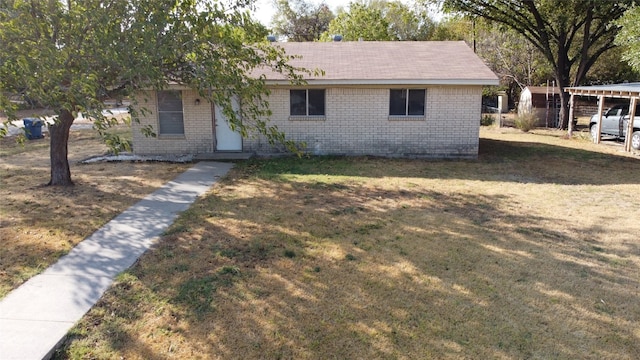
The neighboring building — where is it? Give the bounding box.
[132,41,499,159]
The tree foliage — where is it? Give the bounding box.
[321,1,433,41]
[428,16,552,108]
[379,0,435,40]
[440,0,633,128]
[271,0,334,41]
[0,0,308,186]
[475,20,553,104]
[615,5,640,73]
[322,2,390,41]
[430,15,470,40]
[583,50,640,85]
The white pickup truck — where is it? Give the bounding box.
[589,104,640,150]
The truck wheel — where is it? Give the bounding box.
[590,125,599,143]
[632,131,640,150]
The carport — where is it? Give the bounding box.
[566,82,640,152]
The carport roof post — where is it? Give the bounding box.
[626,98,637,152]
[566,83,640,152]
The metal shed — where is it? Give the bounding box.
[566,82,640,152]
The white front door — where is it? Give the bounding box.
[215,97,242,151]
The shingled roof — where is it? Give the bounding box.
[260,41,499,86]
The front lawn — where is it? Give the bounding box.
[0,127,191,298]
[56,128,640,359]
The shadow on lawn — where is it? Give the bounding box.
[0,163,178,298]
[249,138,640,186]
[0,182,135,296]
[57,170,640,359]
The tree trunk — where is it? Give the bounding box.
[555,70,571,129]
[555,40,572,129]
[48,109,74,186]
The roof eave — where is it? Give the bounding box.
[265,79,500,86]
[566,82,640,98]
[566,88,640,99]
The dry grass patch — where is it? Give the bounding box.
[0,127,190,297]
[55,130,640,359]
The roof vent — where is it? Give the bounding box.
[267,35,276,42]
[332,34,342,42]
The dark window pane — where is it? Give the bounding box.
[159,112,184,134]
[308,89,325,115]
[408,89,425,115]
[158,91,183,112]
[157,91,184,135]
[290,90,307,116]
[389,89,407,115]
[607,107,621,117]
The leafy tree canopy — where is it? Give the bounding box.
[271,0,335,41]
[615,5,640,73]
[438,0,634,128]
[321,2,391,41]
[430,15,470,40]
[378,0,435,40]
[474,19,553,105]
[0,0,308,185]
[583,50,640,85]
[320,1,434,41]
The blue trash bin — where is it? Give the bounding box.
[23,118,44,140]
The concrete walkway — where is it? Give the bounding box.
[0,161,233,360]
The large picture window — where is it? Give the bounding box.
[389,89,426,116]
[157,90,184,135]
[290,89,325,116]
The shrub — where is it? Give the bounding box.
[515,113,539,132]
[481,114,495,126]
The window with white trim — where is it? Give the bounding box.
[389,89,426,116]
[290,89,325,116]
[157,90,185,135]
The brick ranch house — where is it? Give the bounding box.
[131,41,499,158]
